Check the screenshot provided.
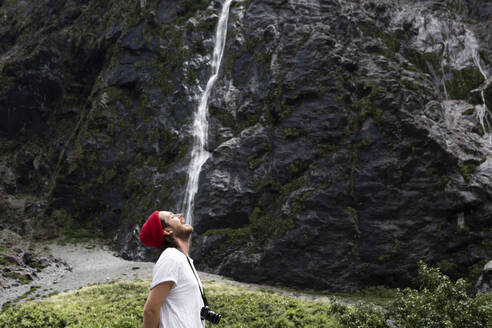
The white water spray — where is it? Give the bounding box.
[466,30,492,138]
[392,3,491,138]
[182,0,233,225]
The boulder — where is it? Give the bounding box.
[476,260,492,294]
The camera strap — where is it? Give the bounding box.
[177,247,209,307]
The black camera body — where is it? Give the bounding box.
[201,306,221,324]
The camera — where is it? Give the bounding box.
[201,306,221,324]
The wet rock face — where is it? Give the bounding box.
[476,260,492,294]
[464,0,492,20]
[192,0,492,290]
[0,0,491,291]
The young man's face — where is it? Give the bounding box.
[163,213,193,238]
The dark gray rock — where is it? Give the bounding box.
[157,0,182,25]
[476,260,492,294]
[0,0,491,292]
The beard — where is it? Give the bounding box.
[174,223,194,239]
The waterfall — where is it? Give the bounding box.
[391,3,491,139]
[182,0,233,225]
[466,29,492,137]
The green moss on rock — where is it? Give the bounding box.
[479,50,490,65]
[458,162,478,182]
[248,154,264,170]
[410,52,441,76]
[445,66,485,100]
[484,84,492,110]
[210,104,235,128]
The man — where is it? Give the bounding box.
[140,210,204,328]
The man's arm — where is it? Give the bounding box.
[143,281,174,328]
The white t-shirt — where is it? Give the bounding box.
[151,247,205,328]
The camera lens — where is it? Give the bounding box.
[201,306,222,324]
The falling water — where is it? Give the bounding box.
[391,3,491,138]
[182,0,233,225]
[466,29,492,137]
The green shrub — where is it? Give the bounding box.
[339,303,389,328]
[339,261,492,328]
[388,261,491,328]
[0,303,67,328]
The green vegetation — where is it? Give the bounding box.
[458,161,478,182]
[410,52,441,76]
[3,272,32,285]
[204,174,306,251]
[445,66,485,100]
[180,0,210,20]
[209,104,235,128]
[280,128,301,139]
[205,206,296,247]
[338,262,492,328]
[0,281,342,328]
[266,84,294,125]
[387,261,491,328]
[2,286,42,310]
[349,82,383,126]
[339,303,388,328]
[34,208,104,243]
[0,262,489,327]
[401,78,421,93]
[479,50,490,65]
[485,84,492,110]
[0,254,7,266]
[196,16,218,33]
[248,153,264,170]
[208,283,340,327]
[333,286,397,306]
[356,21,408,62]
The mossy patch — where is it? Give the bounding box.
[484,84,492,110]
[280,128,301,139]
[349,82,383,127]
[209,175,306,245]
[35,208,104,242]
[458,161,478,182]
[479,50,490,65]
[3,271,32,285]
[445,66,485,100]
[248,153,264,170]
[410,51,441,76]
[209,104,235,128]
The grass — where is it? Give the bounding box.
[1,286,41,311]
[250,284,397,307]
[0,273,489,328]
[0,280,344,327]
[331,286,397,306]
[3,272,32,285]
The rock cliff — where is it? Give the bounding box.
[0,0,491,291]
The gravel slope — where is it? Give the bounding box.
[1,241,154,309]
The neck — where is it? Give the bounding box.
[175,238,190,256]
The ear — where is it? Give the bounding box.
[163,228,173,236]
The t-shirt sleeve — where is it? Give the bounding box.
[150,249,182,290]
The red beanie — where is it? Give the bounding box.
[139,211,164,248]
